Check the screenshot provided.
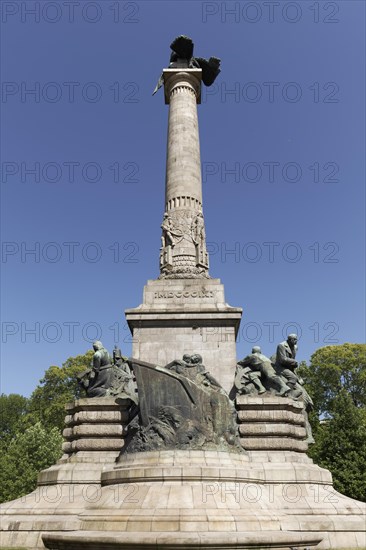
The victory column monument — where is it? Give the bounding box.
[1,36,365,550]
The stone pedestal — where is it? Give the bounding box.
[0,398,129,549]
[236,395,308,453]
[42,448,366,549]
[37,398,129,486]
[2,396,365,549]
[125,278,242,392]
[42,450,323,550]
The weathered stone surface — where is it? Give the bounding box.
[236,395,305,411]
[239,423,306,439]
[159,69,208,278]
[2,413,366,550]
[71,424,125,437]
[39,397,129,488]
[62,398,128,459]
[65,397,131,412]
[126,279,241,392]
[247,450,312,463]
[37,463,109,485]
[237,409,306,425]
[236,396,309,453]
[70,438,124,452]
[62,427,73,439]
[73,410,128,424]
[39,450,365,550]
[240,437,308,452]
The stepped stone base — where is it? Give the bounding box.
[42,450,365,550]
[38,398,129,486]
[236,396,310,453]
[1,398,365,549]
[1,398,130,549]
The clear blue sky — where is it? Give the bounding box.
[1,0,365,397]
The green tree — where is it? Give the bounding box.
[309,391,366,501]
[299,343,366,416]
[299,344,366,502]
[0,350,93,503]
[0,394,29,449]
[0,422,63,503]
[28,350,93,431]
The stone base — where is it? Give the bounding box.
[125,278,242,392]
[1,398,365,550]
[36,398,129,486]
[236,396,309,453]
[42,450,365,549]
[0,398,129,550]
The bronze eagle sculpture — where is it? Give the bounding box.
[153,35,221,95]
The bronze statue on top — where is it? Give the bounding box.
[153,35,221,95]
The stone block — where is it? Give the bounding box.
[71,438,124,452]
[73,410,127,424]
[239,423,307,439]
[237,409,306,425]
[62,442,72,453]
[72,424,125,437]
[125,278,242,391]
[236,395,305,412]
[241,437,308,452]
[62,428,73,439]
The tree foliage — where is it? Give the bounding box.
[0,350,92,503]
[299,344,366,502]
[0,394,29,448]
[0,422,63,503]
[299,343,366,416]
[309,391,366,501]
[28,350,93,431]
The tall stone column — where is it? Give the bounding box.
[125,69,242,392]
[160,69,209,278]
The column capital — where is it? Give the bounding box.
[163,68,202,104]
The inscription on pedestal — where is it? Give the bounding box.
[154,289,215,299]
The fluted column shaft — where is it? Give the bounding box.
[160,69,209,279]
[165,71,202,206]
